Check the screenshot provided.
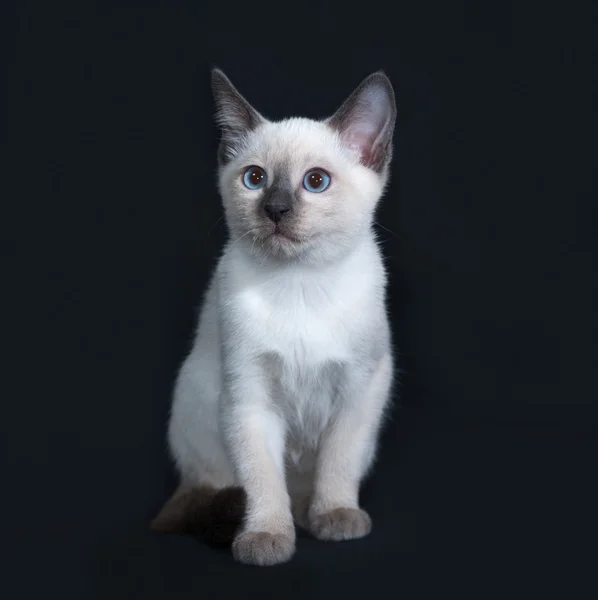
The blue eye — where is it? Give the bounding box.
[243,166,267,190]
[303,169,331,193]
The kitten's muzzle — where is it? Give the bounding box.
[260,186,294,224]
[264,203,291,223]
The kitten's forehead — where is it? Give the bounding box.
[248,117,342,170]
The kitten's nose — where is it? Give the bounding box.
[263,203,291,223]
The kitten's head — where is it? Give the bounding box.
[212,68,396,264]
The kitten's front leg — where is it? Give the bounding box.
[221,374,295,566]
[309,352,393,542]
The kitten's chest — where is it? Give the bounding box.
[240,277,355,366]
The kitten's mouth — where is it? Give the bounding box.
[270,228,302,244]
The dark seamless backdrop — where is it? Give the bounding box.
[4,2,596,598]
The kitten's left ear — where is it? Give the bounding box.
[327,72,396,173]
[211,68,267,164]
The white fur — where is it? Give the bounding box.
[166,71,396,564]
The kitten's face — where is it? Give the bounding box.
[212,70,396,263]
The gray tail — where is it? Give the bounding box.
[151,485,246,547]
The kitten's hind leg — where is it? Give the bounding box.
[286,458,316,531]
[291,494,311,531]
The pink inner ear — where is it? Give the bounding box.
[342,125,379,164]
[339,85,392,165]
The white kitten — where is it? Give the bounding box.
[152,68,397,566]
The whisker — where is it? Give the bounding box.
[229,229,256,248]
[259,247,272,267]
[205,214,225,241]
[374,221,403,242]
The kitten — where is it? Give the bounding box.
[152,68,397,566]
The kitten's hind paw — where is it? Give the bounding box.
[232,531,295,566]
[309,508,372,541]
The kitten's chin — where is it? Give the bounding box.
[270,230,302,245]
[235,225,320,262]
[265,231,307,257]
[250,225,314,260]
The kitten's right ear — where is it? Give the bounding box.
[211,68,266,164]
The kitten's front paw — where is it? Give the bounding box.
[309,508,372,542]
[232,531,295,566]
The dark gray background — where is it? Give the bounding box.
[4,1,595,597]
